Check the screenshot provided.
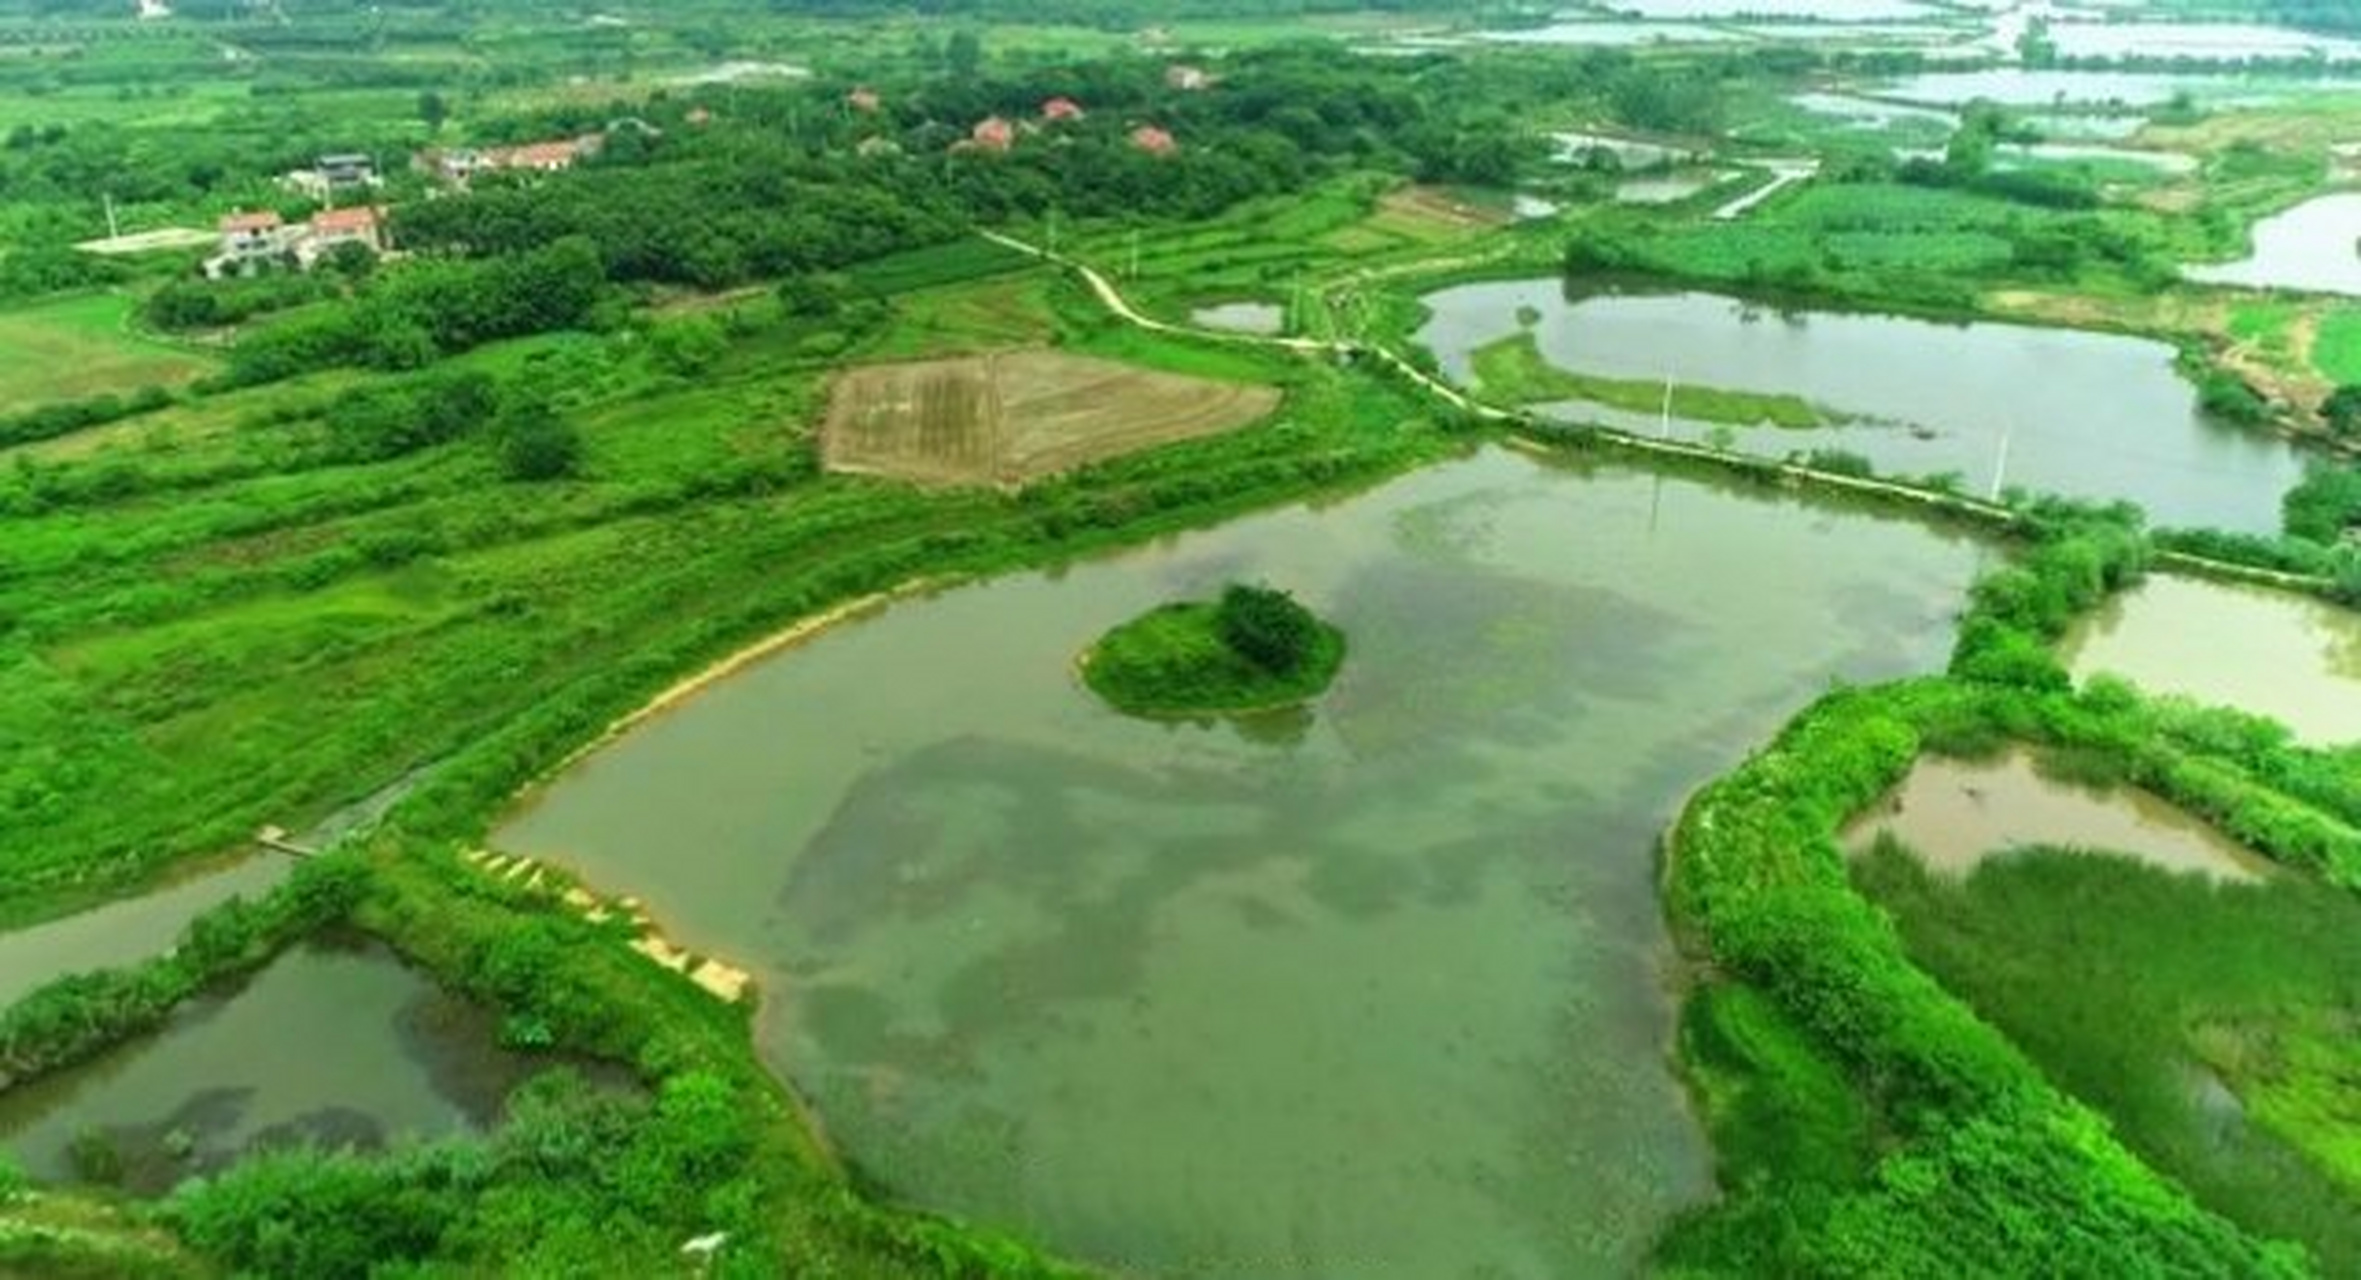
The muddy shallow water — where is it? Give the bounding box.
[1845,748,2274,882]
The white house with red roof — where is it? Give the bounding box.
[1042,96,1085,123]
[1130,125,1178,157]
[299,206,385,267]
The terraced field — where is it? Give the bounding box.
[821,349,1281,485]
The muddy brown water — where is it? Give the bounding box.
[2064,573,2361,746]
[1845,748,2275,882]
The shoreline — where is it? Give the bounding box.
[533,576,956,786]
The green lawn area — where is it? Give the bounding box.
[1855,838,2361,1272]
[1468,331,1843,428]
[0,292,218,407]
[2314,307,2361,386]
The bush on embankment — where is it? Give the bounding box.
[1657,501,2340,1274]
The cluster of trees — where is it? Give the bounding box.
[146,272,340,332]
[225,236,609,383]
[1216,582,1320,673]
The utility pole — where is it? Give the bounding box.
[1128,227,1141,279]
[102,191,120,240]
[1660,371,1675,440]
[1990,419,2013,503]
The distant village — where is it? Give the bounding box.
[202,66,1207,280]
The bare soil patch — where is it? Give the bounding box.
[821,349,1279,486]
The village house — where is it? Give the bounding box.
[1166,64,1210,91]
[847,87,882,114]
[215,210,286,259]
[1042,96,1085,123]
[416,134,603,186]
[282,152,381,202]
[969,116,1016,152]
[298,205,384,268]
[1130,125,1178,157]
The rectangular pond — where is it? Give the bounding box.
[1414,281,2309,533]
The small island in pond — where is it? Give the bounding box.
[1083,583,1345,716]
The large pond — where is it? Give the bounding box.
[0,934,546,1194]
[1846,748,2274,882]
[2185,194,2361,297]
[1413,282,2307,533]
[500,448,1982,1278]
[2045,21,2361,63]
[1602,0,1939,17]
[2064,573,2361,745]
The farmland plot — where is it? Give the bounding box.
[821,349,1279,485]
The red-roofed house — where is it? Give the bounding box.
[1130,125,1178,157]
[1042,96,1085,123]
[1166,64,1210,91]
[208,210,291,277]
[301,206,384,266]
[488,137,596,172]
[970,116,1016,152]
[848,87,882,113]
[217,210,283,254]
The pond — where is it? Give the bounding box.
[2045,21,2361,63]
[1880,69,2208,106]
[1613,173,1717,204]
[499,448,1983,1278]
[0,934,548,1194]
[0,766,429,1011]
[2185,194,2361,297]
[1475,21,1741,46]
[1413,282,2308,533]
[2063,573,2361,745]
[1602,0,1940,17]
[0,856,288,1010]
[1190,302,1285,335]
[1845,748,2274,882]
[1553,130,1699,169]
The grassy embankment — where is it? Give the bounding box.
[1650,495,2361,1276]
[1466,330,1841,427]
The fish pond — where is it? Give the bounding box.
[2185,193,2361,298]
[2064,573,2361,745]
[1845,748,2273,882]
[1414,282,2308,533]
[500,448,1983,1278]
[0,934,549,1194]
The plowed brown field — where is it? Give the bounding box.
[821,349,1280,486]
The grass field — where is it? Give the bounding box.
[2314,307,2361,386]
[1468,331,1841,428]
[1856,841,2361,1272]
[0,293,216,407]
[821,349,1281,486]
